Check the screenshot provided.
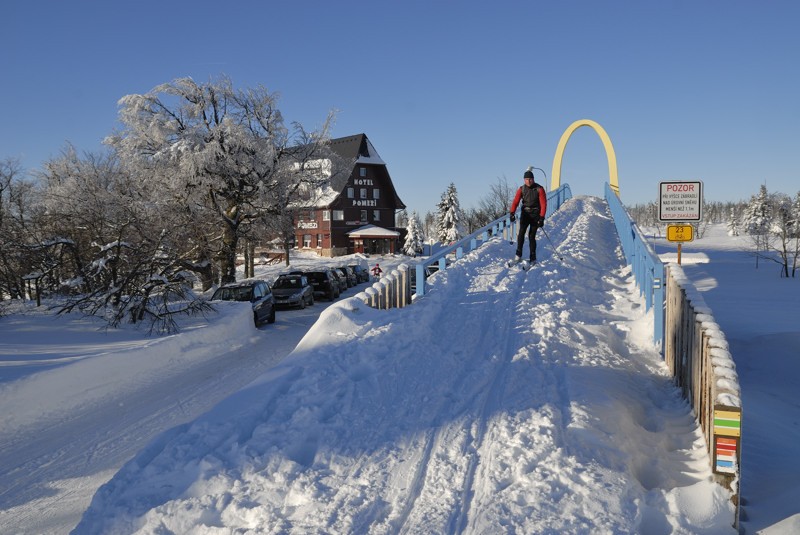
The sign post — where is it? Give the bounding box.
[666,223,694,264]
[659,181,703,265]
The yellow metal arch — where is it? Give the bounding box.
[550,119,620,196]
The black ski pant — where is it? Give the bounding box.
[515,210,539,262]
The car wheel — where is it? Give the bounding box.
[267,307,276,324]
[253,311,261,327]
[299,297,306,309]
[328,289,335,301]
[309,294,314,306]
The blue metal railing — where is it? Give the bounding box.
[414,184,573,298]
[604,183,665,349]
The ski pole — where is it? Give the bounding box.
[540,225,563,262]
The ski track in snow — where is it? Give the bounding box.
[73,197,733,534]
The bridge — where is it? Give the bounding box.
[359,119,743,529]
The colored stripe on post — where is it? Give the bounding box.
[714,409,741,437]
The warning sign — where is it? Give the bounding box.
[658,181,703,222]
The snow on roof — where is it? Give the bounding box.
[356,137,385,165]
[346,224,400,238]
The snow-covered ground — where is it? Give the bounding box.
[1,195,797,534]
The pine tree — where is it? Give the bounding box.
[743,185,772,268]
[743,184,772,235]
[402,211,424,257]
[435,183,465,245]
[790,191,800,239]
[726,207,740,236]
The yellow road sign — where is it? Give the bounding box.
[667,224,694,242]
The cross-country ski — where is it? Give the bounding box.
[507,257,533,270]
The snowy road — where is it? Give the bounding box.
[72,197,735,534]
[0,297,337,534]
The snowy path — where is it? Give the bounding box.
[74,196,734,534]
[0,302,328,534]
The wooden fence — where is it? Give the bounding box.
[355,264,413,310]
[664,264,742,528]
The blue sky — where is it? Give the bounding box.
[3,0,798,216]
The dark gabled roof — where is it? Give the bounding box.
[328,133,373,161]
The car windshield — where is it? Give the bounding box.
[213,287,253,302]
[273,277,300,289]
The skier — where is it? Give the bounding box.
[509,166,547,265]
[371,263,383,281]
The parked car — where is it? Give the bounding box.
[348,264,369,283]
[271,274,314,309]
[305,270,339,301]
[211,279,276,326]
[336,266,357,288]
[328,268,349,293]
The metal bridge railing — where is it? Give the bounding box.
[604,183,665,348]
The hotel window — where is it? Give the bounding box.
[360,188,367,199]
[360,210,368,222]
[303,234,311,248]
[359,167,367,177]
[316,234,323,247]
[347,187,354,198]
[373,210,381,221]
[373,188,380,199]
[333,210,344,220]
[323,210,330,221]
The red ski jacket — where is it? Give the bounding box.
[510,183,547,218]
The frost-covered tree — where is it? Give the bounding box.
[107,76,339,284]
[395,209,409,229]
[791,192,800,277]
[402,211,424,257]
[0,158,33,301]
[34,146,213,331]
[743,185,772,235]
[726,207,740,236]
[743,185,773,268]
[436,182,465,244]
[769,194,795,277]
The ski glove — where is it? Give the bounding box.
[537,216,545,228]
[510,212,516,222]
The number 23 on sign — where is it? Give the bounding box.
[667,224,694,242]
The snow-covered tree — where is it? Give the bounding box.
[791,192,800,277]
[0,158,32,301]
[107,76,339,285]
[743,185,772,235]
[742,184,773,268]
[35,146,213,331]
[726,207,740,236]
[435,182,465,244]
[402,211,424,257]
[769,194,794,277]
[740,185,800,277]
